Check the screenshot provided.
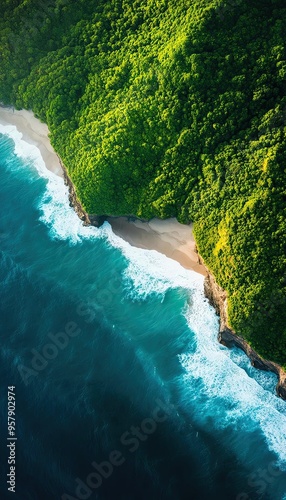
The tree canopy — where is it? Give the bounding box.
[0,0,285,366]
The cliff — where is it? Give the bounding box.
[204,272,286,400]
[59,158,100,227]
[59,163,286,401]
[1,0,285,371]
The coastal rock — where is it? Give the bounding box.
[204,272,286,400]
[59,158,91,225]
[88,214,104,227]
[51,158,286,401]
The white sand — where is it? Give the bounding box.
[108,217,207,276]
[0,106,207,275]
[0,106,63,178]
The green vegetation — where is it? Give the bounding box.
[0,0,285,366]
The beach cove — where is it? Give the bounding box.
[1,104,286,499]
[1,104,286,401]
[0,106,207,277]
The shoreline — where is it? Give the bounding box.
[204,273,286,400]
[0,105,64,178]
[0,106,207,276]
[1,105,285,399]
[107,216,207,276]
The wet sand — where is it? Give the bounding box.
[0,106,206,275]
[108,217,207,276]
[0,106,63,178]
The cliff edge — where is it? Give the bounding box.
[204,272,286,400]
[57,159,286,401]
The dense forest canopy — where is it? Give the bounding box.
[0,0,286,366]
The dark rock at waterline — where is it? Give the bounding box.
[58,158,90,225]
[204,272,286,401]
[95,215,109,227]
[57,152,286,400]
[88,214,105,227]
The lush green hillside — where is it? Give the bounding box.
[0,0,286,366]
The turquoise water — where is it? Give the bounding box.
[0,125,286,500]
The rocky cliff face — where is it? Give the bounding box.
[204,272,286,400]
[59,170,286,401]
[59,158,99,227]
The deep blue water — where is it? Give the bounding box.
[0,125,286,500]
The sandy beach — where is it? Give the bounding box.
[0,106,207,275]
[108,217,207,276]
[0,106,63,178]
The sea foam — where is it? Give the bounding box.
[0,124,100,244]
[180,284,286,470]
[101,221,204,299]
[1,126,205,296]
[2,125,286,480]
[0,124,46,168]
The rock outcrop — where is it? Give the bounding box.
[204,272,286,400]
[59,167,286,401]
[59,158,100,227]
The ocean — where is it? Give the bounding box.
[0,125,286,500]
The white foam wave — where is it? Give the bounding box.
[101,224,286,470]
[2,124,286,473]
[38,177,100,244]
[179,286,286,468]
[100,221,204,299]
[0,125,101,243]
[0,123,48,169]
